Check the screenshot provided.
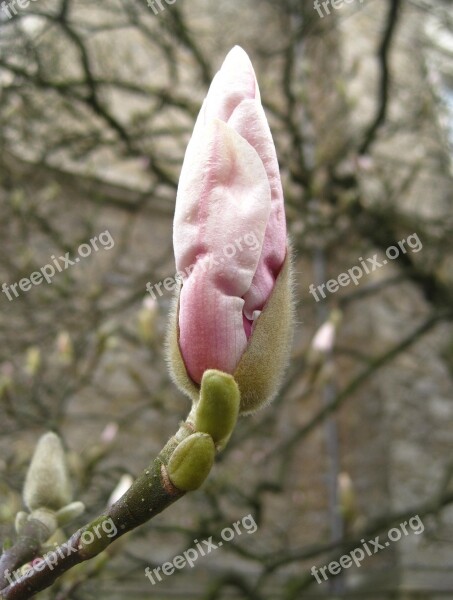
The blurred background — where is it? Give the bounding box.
[1,0,453,598]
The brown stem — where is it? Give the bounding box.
[0,420,196,600]
[0,520,51,590]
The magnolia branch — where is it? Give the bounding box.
[0,371,240,600]
[0,421,191,600]
[359,0,402,154]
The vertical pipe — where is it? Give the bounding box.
[313,246,345,595]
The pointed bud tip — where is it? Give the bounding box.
[224,45,251,66]
[23,432,72,511]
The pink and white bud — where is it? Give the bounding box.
[310,310,342,356]
[168,47,293,413]
[138,296,159,344]
[311,322,336,354]
[100,422,119,445]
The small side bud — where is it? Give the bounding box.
[56,501,85,526]
[138,297,159,344]
[167,433,215,491]
[100,422,119,445]
[0,362,14,400]
[25,347,41,377]
[29,508,58,534]
[14,511,28,534]
[194,370,240,449]
[23,432,72,511]
[56,331,74,365]
[309,309,342,357]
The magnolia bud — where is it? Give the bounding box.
[25,346,41,376]
[101,422,119,445]
[23,432,72,511]
[310,309,342,356]
[167,433,215,491]
[338,472,358,526]
[194,370,240,448]
[138,297,158,344]
[14,511,28,534]
[166,47,294,416]
[167,253,293,415]
[29,508,58,533]
[56,501,85,526]
[56,331,74,365]
[0,362,14,399]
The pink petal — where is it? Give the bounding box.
[228,99,287,318]
[175,119,271,383]
[203,46,259,123]
[177,47,259,198]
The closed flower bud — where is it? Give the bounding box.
[25,346,41,376]
[101,422,119,445]
[56,331,74,365]
[167,46,294,414]
[14,511,28,534]
[23,432,72,511]
[311,321,335,355]
[194,370,240,448]
[310,310,342,356]
[28,508,58,533]
[56,501,85,526]
[138,297,158,344]
[0,362,14,400]
[167,433,215,491]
